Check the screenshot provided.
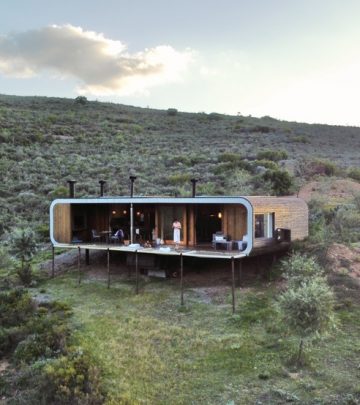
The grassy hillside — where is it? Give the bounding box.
[1,94,360,404]
[1,93,360,237]
[27,262,360,404]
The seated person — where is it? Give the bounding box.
[111,228,124,243]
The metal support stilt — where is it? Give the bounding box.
[135,250,139,294]
[180,253,184,306]
[78,246,81,285]
[237,259,242,287]
[107,249,110,289]
[85,249,90,265]
[51,244,55,278]
[231,257,235,314]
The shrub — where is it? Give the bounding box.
[167,108,178,116]
[218,153,241,163]
[306,159,339,177]
[0,246,11,271]
[281,253,324,288]
[278,278,335,366]
[253,159,278,171]
[35,223,50,241]
[348,167,360,182]
[48,185,69,199]
[39,348,104,404]
[168,173,192,185]
[262,169,293,195]
[292,135,310,144]
[257,149,288,162]
[16,263,33,286]
[0,289,34,328]
[9,228,37,286]
[14,307,70,364]
[208,112,224,121]
[74,96,88,105]
[331,204,360,243]
[249,125,272,133]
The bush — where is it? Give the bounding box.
[348,167,360,182]
[16,263,33,287]
[249,125,272,133]
[306,159,339,177]
[14,308,70,364]
[281,253,324,288]
[262,169,293,195]
[218,153,241,163]
[331,204,360,243]
[0,289,34,328]
[74,96,88,105]
[168,173,192,185]
[278,253,336,367]
[167,108,178,116]
[9,228,37,286]
[253,159,278,171]
[278,278,335,365]
[39,348,104,404]
[257,149,288,162]
[0,245,11,271]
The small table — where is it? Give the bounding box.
[214,240,233,251]
[100,231,111,243]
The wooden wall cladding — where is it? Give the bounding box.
[247,196,308,241]
[53,203,71,243]
[223,205,247,240]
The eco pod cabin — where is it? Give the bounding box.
[50,196,308,259]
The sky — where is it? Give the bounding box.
[1,0,360,126]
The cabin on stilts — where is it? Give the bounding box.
[49,179,308,312]
[50,195,308,259]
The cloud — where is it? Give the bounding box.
[0,25,193,96]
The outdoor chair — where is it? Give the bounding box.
[91,229,101,242]
[235,234,248,251]
[111,229,124,244]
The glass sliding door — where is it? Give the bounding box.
[158,206,186,244]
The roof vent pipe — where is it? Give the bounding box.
[190,178,198,198]
[99,180,106,197]
[67,180,76,198]
[129,176,137,198]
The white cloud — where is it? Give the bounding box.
[0,24,193,96]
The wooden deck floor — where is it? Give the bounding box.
[54,242,247,259]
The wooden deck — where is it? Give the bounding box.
[54,242,247,260]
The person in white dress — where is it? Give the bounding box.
[172,219,181,249]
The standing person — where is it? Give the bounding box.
[172,219,181,249]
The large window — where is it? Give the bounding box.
[255,213,274,238]
[159,206,184,242]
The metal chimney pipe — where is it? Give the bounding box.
[190,178,198,198]
[129,176,137,244]
[99,180,106,197]
[67,180,76,198]
[129,176,137,198]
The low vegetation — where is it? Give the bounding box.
[277,254,336,366]
[0,288,104,404]
[1,94,360,242]
[0,94,360,403]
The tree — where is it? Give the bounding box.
[278,278,335,366]
[281,253,324,288]
[74,96,88,105]
[262,169,293,196]
[278,253,335,366]
[9,228,37,286]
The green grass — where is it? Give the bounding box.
[33,269,360,404]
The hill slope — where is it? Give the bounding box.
[0,93,359,235]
